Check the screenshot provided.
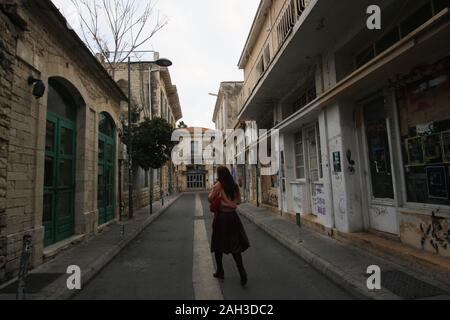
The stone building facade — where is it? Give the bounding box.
[112,57,182,212]
[176,127,215,192]
[0,0,127,283]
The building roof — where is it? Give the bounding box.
[35,0,128,102]
[238,0,272,69]
[212,81,244,123]
[186,127,212,134]
[160,68,183,121]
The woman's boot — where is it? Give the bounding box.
[233,253,247,286]
[214,252,225,280]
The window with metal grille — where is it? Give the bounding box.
[294,131,305,179]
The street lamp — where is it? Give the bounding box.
[120,51,172,219]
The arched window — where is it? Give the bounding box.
[99,112,115,137]
[98,112,116,225]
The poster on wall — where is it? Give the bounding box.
[443,131,450,163]
[333,152,342,173]
[426,166,448,200]
[373,148,387,173]
[423,134,443,164]
[407,137,424,165]
[315,184,326,216]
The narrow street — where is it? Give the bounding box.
[73,193,353,300]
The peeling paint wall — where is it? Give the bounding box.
[400,211,450,258]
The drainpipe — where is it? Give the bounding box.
[256,134,260,208]
[118,159,123,221]
[128,57,134,219]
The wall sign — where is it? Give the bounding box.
[333,152,342,173]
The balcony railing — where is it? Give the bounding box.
[238,0,312,116]
[277,0,309,47]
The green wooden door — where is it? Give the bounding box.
[98,115,116,225]
[43,113,76,247]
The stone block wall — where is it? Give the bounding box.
[0,8,15,283]
[0,0,125,283]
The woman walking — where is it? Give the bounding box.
[208,166,250,286]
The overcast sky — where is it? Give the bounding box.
[51,0,260,129]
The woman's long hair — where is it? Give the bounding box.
[217,166,239,201]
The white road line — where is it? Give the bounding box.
[195,193,203,218]
[192,193,224,300]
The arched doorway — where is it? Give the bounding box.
[98,112,116,225]
[43,78,81,247]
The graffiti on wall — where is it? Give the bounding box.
[420,211,450,254]
[374,206,388,217]
[314,185,326,216]
[292,184,303,214]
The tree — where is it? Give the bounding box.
[131,117,174,214]
[70,0,167,76]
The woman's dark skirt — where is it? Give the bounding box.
[211,210,250,255]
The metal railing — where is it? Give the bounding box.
[238,0,312,115]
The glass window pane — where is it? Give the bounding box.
[398,70,450,206]
[59,160,73,186]
[298,168,305,179]
[47,80,77,121]
[46,121,55,152]
[99,140,104,161]
[365,98,394,199]
[105,143,113,162]
[43,194,53,222]
[106,167,112,185]
[98,165,104,205]
[60,127,74,155]
[45,156,54,187]
[99,113,114,137]
[57,192,72,217]
[311,170,319,182]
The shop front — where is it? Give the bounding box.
[353,56,450,257]
[395,57,450,257]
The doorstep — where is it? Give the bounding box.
[334,230,450,286]
[238,203,450,300]
[289,212,450,285]
[296,212,450,286]
[43,235,86,261]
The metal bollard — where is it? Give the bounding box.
[16,235,32,301]
[296,213,302,228]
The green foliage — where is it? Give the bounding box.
[131,117,174,170]
[177,121,188,129]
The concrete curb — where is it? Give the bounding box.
[237,207,397,300]
[47,194,183,300]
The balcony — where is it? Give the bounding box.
[238,0,313,120]
[237,0,396,122]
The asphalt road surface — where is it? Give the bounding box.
[74,193,353,300]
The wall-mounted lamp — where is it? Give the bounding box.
[28,76,46,99]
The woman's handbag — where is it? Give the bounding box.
[210,191,221,213]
